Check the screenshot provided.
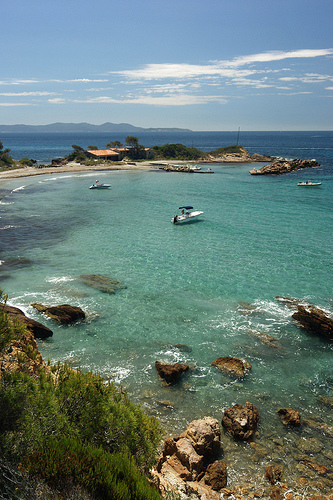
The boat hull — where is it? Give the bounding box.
[171,211,204,224]
[89,184,111,189]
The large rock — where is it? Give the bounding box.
[222,401,260,440]
[204,460,227,490]
[250,158,319,175]
[277,408,301,426]
[211,356,252,377]
[292,305,333,339]
[152,417,224,499]
[180,416,221,458]
[0,304,53,339]
[155,361,189,385]
[31,303,85,324]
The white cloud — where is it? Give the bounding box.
[0,91,56,96]
[112,49,333,81]
[48,98,66,104]
[74,94,227,106]
[0,103,32,106]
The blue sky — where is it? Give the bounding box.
[1,0,332,130]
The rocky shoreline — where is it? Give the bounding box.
[249,158,320,175]
[1,294,333,499]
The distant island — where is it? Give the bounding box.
[0,122,192,134]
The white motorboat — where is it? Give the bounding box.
[89,180,111,189]
[297,180,322,187]
[171,206,204,224]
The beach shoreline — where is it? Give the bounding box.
[0,160,160,181]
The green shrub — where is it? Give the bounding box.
[19,158,34,166]
[22,437,162,500]
[0,290,25,352]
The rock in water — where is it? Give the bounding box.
[0,304,53,339]
[222,401,260,440]
[292,305,333,339]
[155,361,189,385]
[78,274,126,294]
[277,408,301,426]
[211,356,252,377]
[31,303,85,324]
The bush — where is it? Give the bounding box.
[19,158,34,166]
[0,291,25,352]
[151,143,204,160]
[22,437,162,500]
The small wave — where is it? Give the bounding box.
[11,186,25,192]
[46,276,75,284]
[0,224,18,230]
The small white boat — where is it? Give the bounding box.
[171,206,204,224]
[297,180,322,187]
[89,180,111,189]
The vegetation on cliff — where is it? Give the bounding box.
[0,291,163,499]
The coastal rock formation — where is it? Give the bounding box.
[277,408,301,426]
[249,158,319,175]
[151,417,224,499]
[0,304,53,339]
[202,147,271,163]
[222,401,260,440]
[31,303,85,324]
[292,305,333,339]
[78,274,126,294]
[211,356,252,377]
[155,361,189,385]
[0,329,48,377]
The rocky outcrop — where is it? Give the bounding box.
[155,361,189,385]
[151,417,224,499]
[78,274,126,294]
[31,303,85,325]
[0,304,53,339]
[211,356,251,377]
[222,401,260,440]
[292,305,333,339]
[277,408,301,426]
[0,330,48,377]
[249,158,319,175]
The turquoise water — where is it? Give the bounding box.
[1,152,333,493]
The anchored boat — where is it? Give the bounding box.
[171,206,204,224]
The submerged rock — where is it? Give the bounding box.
[211,356,252,377]
[155,361,189,385]
[317,395,333,408]
[265,464,283,485]
[0,303,53,339]
[31,303,85,324]
[78,274,126,294]
[222,401,260,440]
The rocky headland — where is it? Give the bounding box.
[249,158,319,175]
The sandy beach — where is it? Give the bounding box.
[0,160,161,181]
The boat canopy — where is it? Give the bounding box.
[179,206,193,210]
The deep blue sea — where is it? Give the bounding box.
[0,131,332,496]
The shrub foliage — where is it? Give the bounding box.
[0,291,163,498]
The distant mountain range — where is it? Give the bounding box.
[0,122,192,133]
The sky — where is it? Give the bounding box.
[1,0,332,131]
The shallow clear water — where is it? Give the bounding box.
[1,132,333,494]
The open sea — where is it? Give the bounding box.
[0,131,333,496]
